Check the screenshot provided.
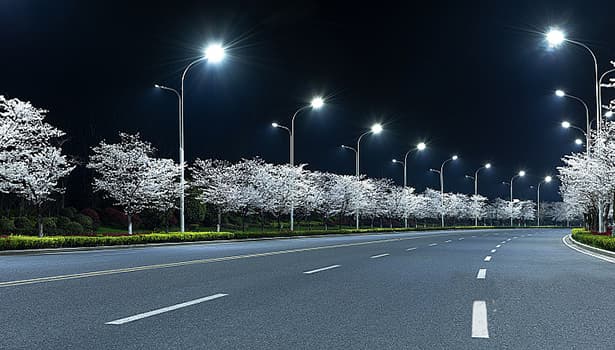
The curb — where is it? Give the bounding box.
[563,234,615,263]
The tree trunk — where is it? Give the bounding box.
[165,210,169,233]
[217,210,221,232]
[127,214,133,235]
[37,205,43,238]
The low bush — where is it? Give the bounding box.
[0,217,16,233]
[571,230,615,251]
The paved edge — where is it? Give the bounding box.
[563,234,615,263]
[0,227,562,256]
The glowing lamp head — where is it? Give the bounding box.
[371,123,383,134]
[417,142,426,151]
[452,155,458,160]
[545,176,552,183]
[606,111,614,118]
[204,43,225,63]
[392,159,397,163]
[561,121,571,129]
[575,138,583,145]
[310,97,324,109]
[271,122,279,128]
[485,163,491,169]
[154,84,161,88]
[555,89,565,97]
[519,170,526,177]
[546,29,566,47]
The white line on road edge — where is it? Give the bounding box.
[496,245,501,248]
[472,301,489,338]
[445,240,452,243]
[429,243,438,246]
[105,293,228,325]
[484,256,492,262]
[406,247,417,251]
[490,249,496,253]
[370,253,390,259]
[303,265,341,274]
[562,235,615,264]
[476,268,486,279]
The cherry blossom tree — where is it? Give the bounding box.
[88,133,179,235]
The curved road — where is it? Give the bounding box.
[1,228,613,349]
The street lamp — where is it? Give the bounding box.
[342,123,383,229]
[465,163,492,226]
[510,170,525,226]
[391,142,426,228]
[271,96,325,231]
[555,90,591,150]
[429,155,458,227]
[536,176,552,226]
[154,42,226,233]
[575,138,584,146]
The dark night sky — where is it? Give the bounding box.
[2,0,615,206]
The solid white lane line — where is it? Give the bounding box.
[445,240,452,243]
[406,247,417,251]
[490,249,496,253]
[484,256,492,262]
[105,293,228,325]
[496,245,501,248]
[562,235,615,264]
[429,243,438,246]
[472,301,489,338]
[370,253,390,259]
[458,238,464,240]
[476,268,486,279]
[0,233,459,288]
[303,265,341,275]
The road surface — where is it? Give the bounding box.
[1,228,613,349]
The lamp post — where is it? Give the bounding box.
[272,97,325,231]
[561,121,588,153]
[155,43,225,233]
[342,123,383,229]
[391,142,426,228]
[510,170,526,226]
[465,163,491,226]
[429,155,458,227]
[555,90,591,151]
[536,176,552,226]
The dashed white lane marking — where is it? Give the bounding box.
[490,249,496,253]
[496,245,501,248]
[472,235,477,238]
[303,265,341,274]
[484,256,492,262]
[406,247,417,251]
[445,240,452,243]
[472,301,489,338]
[429,243,438,247]
[458,238,464,241]
[105,293,228,325]
[513,236,518,239]
[476,269,487,279]
[528,234,532,236]
[507,238,511,241]
[370,253,390,259]
[501,241,507,244]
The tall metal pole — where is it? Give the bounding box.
[537,182,542,227]
[474,170,479,226]
[440,164,445,228]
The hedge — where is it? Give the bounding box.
[0,225,561,251]
[571,230,615,252]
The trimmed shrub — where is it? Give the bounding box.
[0,217,16,234]
[74,214,94,232]
[81,208,101,229]
[59,207,78,219]
[56,216,72,231]
[41,217,58,235]
[13,217,35,235]
[65,222,85,234]
[572,231,615,251]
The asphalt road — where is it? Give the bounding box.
[1,228,614,349]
